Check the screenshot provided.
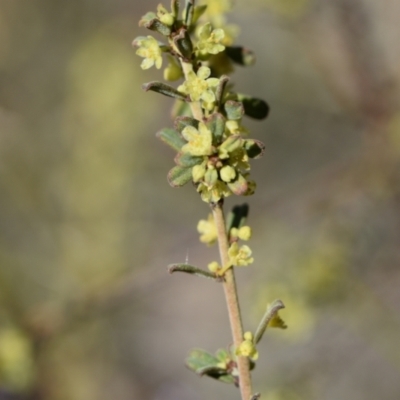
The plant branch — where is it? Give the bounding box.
[212,201,253,400]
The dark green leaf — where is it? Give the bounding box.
[225,46,256,66]
[183,0,195,26]
[226,203,249,232]
[244,139,265,159]
[173,28,193,59]
[156,128,186,151]
[167,165,192,187]
[238,94,270,120]
[143,81,189,101]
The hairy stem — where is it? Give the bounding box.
[181,59,253,399]
[212,202,253,400]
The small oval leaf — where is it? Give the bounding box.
[174,116,199,133]
[244,139,265,159]
[143,81,189,101]
[205,113,225,145]
[174,152,203,167]
[167,165,192,187]
[143,18,172,36]
[227,174,248,196]
[224,100,244,120]
[238,94,270,120]
[156,128,186,151]
[225,46,256,66]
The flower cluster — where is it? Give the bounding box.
[133,0,269,205]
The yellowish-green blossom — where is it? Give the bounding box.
[226,120,249,136]
[268,310,288,329]
[157,3,174,26]
[197,213,218,245]
[163,55,183,81]
[196,23,225,56]
[208,261,221,273]
[192,163,207,182]
[197,180,232,203]
[178,66,219,105]
[220,165,236,182]
[135,36,163,70]
[236,331,258,360]
[230,226,252,241]
[228,242,254,266]
[181,122,213,156]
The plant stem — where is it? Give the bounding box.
[181,59,253,399]
[212,202,253,400]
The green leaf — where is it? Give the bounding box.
[227,174,248,196]
[244,139,265,159]
[156,128,186,151]
[167,165,192,187]
[215,75,230,106]
[238,94,270,120]
[186,349,236,384]
[224,100,244,120]
[171,0,179,18]
[142,18,172,36]
[168,264,217,280]
[226,203,249,232]
[173,28,193,59]
[225,46,256,66]
[174,116,199,133]
[143,81,189,101]
[192,5,208,25]
[171,99,192,119]
[220,135,243,153]
[254,299,286,344]
[183,0,195,26]
[139,12,157,26]
[205,113,225,145]
[174,152,203,167]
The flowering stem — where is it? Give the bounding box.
[212,201,253,400]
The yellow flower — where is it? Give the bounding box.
[197,180,232,203]
[197,213,218,245]
[163,55,183,81]
[181,122,213,156]
[220,165,236,182]
[196,23,225,56]
[236,331,258,360]
[135,36,163,70]
[178,66,219,104]
[230,226,252,241]
[208,261,221,272]
[157,3,174,26]
[228,242,254,266]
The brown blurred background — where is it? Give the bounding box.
[0,0,399,399]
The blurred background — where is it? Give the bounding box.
[0,0,399,399]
